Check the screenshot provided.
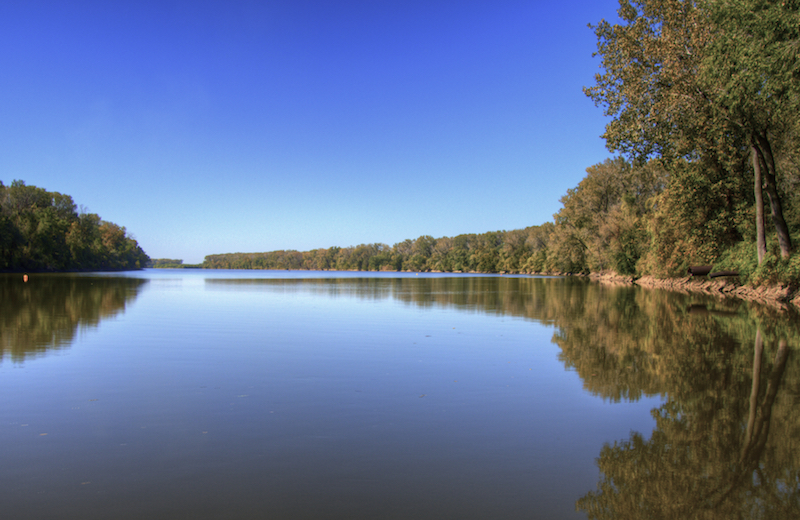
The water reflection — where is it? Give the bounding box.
[3,271,799,518]
[564,297,800,519]
[205,275,606,318]
[0,274,146,362]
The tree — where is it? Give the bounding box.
[585,1,714,161]
[548,158,665,274]
[586,0,798,262]
[0,181,149,271]
[702,0,799,259]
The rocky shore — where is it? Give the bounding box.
[589,271,800,310]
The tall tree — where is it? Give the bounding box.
[586,0,798,262]
[585,0,714,161]
[702,0,799,259]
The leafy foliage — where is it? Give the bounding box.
[0,181,149,272]
[587,0,799,261]
[203,225,557,274]
[547,158,666,274]
[638,158,753,276]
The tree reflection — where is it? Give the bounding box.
[0,274,146,362]
[571,310,800,520]
[204,275,600,318]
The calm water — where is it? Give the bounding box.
[1,270,798,519]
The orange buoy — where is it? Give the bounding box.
[23,274,29,282]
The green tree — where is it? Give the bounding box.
[586,0,799,263]
[702,0,799,260]
[0,181,148,272]
[521,224,553,273]
[639,159,752,276]
[548,158,665,274]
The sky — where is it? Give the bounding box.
[1,0,621,264]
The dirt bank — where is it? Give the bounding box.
[590,272,800,310]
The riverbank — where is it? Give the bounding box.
[590,271,800,310]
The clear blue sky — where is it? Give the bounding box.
[1,0,619,264]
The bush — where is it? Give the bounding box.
[715,232,800,287]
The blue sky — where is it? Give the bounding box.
[1,0,620,264]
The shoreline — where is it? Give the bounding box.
[589,271,800,310]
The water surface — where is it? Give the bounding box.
[1,270,797,519]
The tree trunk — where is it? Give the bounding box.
[744,339,789,461]
[742,328,763,461]
[718,338,790,510]
[751,144,767,265]
[754,132,793,258]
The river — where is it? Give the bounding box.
[1,270,797,519]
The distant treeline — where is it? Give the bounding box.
[203,223,551,273]
[203,154,799,284]
[201,158,658,274]
[150,258,184,267]
[148,259,202,268]
[0,180,149,272]
[204,225,552,273]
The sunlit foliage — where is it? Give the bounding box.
[0,180,149,271]
[586,0,799,263]
[203,225,559,274]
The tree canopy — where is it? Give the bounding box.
[585,0,799,261]
[0,180,149,272]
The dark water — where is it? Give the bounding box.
[1,270,798,519]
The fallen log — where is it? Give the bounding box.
[688,265,713,277]
[709,271,739,278]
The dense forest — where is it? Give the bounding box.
[203,1,800,287]
[0,180,149,272]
